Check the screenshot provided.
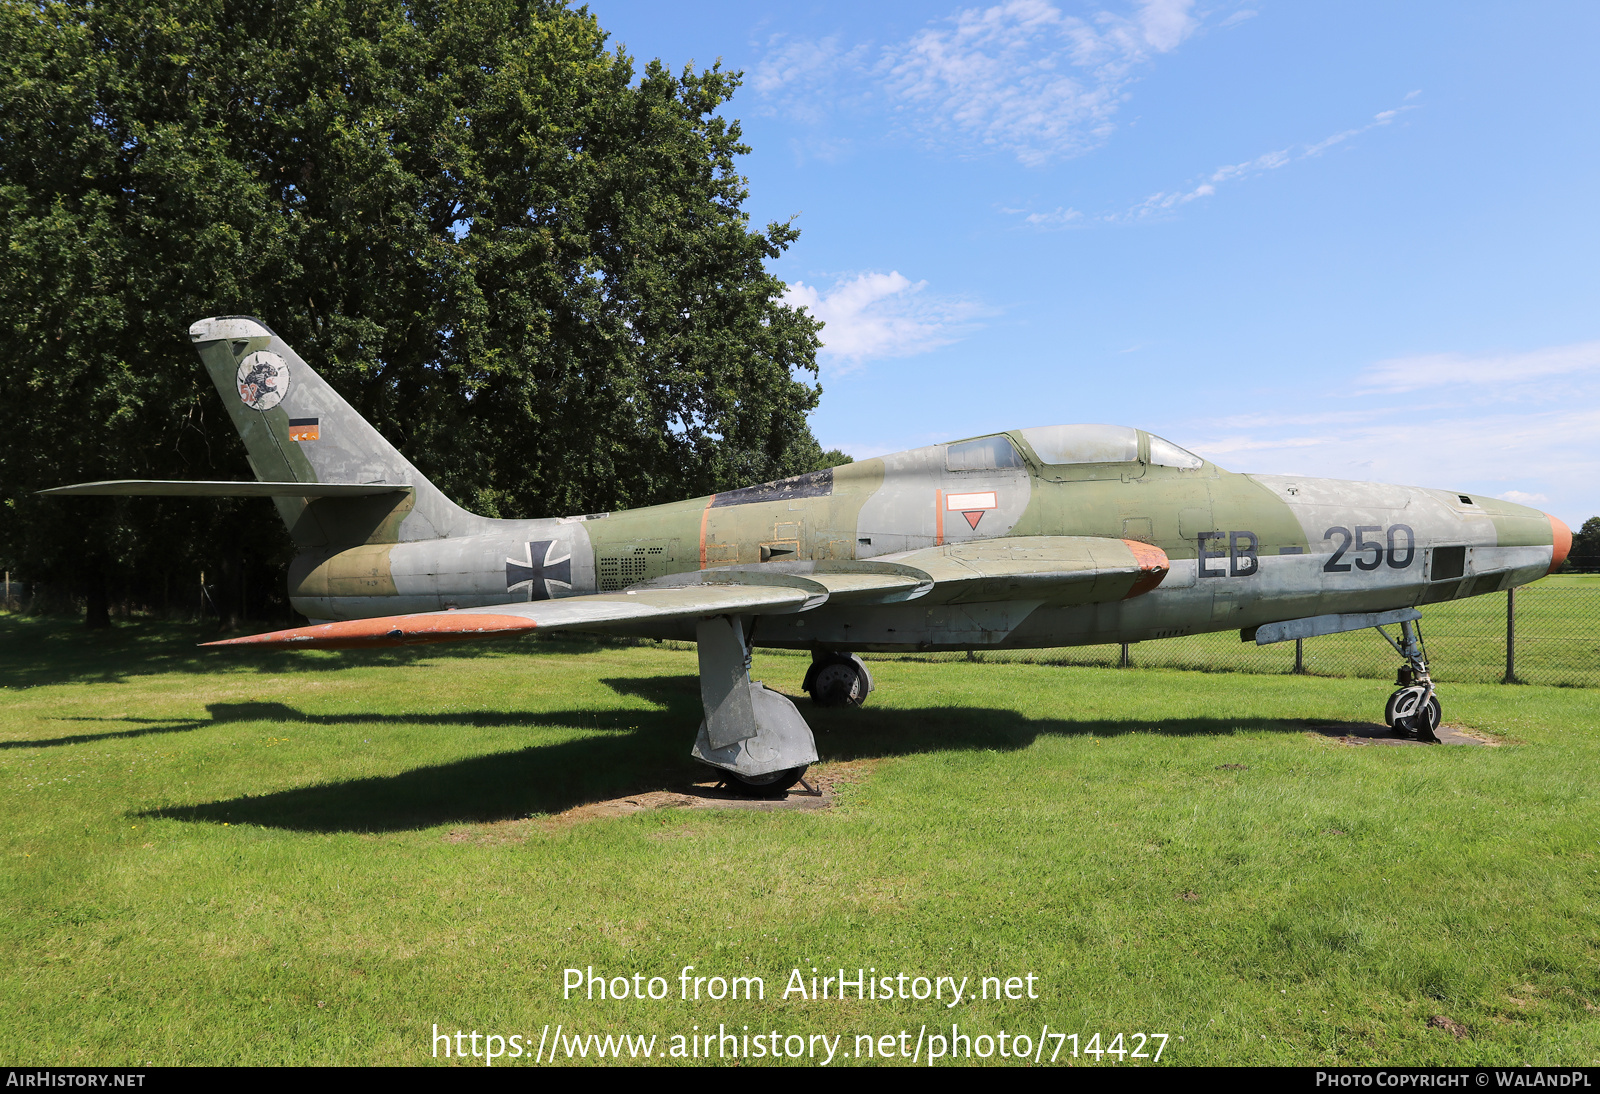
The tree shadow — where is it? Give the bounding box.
[135,685,1295,834]
[0,615,645,688]
[3,701,317,749]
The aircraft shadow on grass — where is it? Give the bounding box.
[125,673,1300,834]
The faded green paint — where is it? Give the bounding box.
[590,497,704,572]
[590,459,889,575]
[1479,497,1554,548]
[1007,459,1305,561]
[1205,468,1309,553]
[289,543,399,599]
[804,458,887,558]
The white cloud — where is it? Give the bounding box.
[1100,101,1417,223]
[1005,98,1416,229]
[1023,206,1084,228]
[1209,148,1291,183]
[1165,336,1600,525]
[756,1,1199,165]
[1356,340,1600,397]
[783,272,985,369]
[752,35,854,95]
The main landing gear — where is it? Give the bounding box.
[1379,618,1442,742]
[690,615,818,795]
[803,650,875,707]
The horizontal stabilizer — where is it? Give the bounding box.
[38,480,411,498]
[204,583,816,650]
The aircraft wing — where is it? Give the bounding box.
[889,536,1170,604]
[206,536,1168,651]
[205,582,822,650]
[39,480,409,498]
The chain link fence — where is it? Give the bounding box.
[864,575,1600,688]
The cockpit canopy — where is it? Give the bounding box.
[1017,424,1137,465]
[946,425,1204,471]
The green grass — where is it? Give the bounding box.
[2,614,1598,1066]
[898,575,1600,688]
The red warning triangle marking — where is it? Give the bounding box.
[963,511,985,530]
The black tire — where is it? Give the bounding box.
[1383,690,1403,728]
[725,765,808,796]
[808,655,869,707]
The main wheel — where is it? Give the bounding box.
[806,654,871,707]
[724,765,808,796]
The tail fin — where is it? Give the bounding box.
[189,316,482,548]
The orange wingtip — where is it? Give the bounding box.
[202,613,539,650]
[1122,539,1171,599]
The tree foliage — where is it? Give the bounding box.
[0,0,827,621]
[1565,516,1600,573]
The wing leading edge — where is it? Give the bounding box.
[39,480,409,498]
[205,536,1169,650]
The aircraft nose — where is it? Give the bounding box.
[1546,513,1572,573]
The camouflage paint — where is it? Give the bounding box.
[185,317,1564,648]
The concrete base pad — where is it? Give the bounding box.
[443,762,874,843]
[1303,721,1497,747]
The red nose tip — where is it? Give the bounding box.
[1547,513,1572,574]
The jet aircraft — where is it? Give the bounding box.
[45,316,1573,791]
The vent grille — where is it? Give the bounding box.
[598,545,666,591]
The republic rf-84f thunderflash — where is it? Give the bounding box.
[46,317,1572,791]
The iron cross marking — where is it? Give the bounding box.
[506,540,573,601]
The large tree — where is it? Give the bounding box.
[0,0,827,624]
[1566,517,1600,573]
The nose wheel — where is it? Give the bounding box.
[1385,687,1442,741]
[1378,619,1442,742]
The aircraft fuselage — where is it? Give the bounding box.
[286,427,1560,652]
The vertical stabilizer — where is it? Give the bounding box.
[189,316,483,548]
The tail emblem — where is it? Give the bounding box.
[236,351,289,411]
[507,540,573,601]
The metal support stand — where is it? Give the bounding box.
[690,615,818,780]
[1119,642,1130,668]
[1505,588,1517,683]
[1294,638,1304,674]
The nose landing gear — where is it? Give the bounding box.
[1379,618,1441,742]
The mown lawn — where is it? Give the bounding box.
[1,614,1597,1066]
[927,574,1600,687]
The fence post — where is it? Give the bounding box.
[1504,587,1516,683]
[1119,642,1130,668]
[1294,638,1305,674]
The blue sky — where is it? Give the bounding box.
[588,1,1600,526]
